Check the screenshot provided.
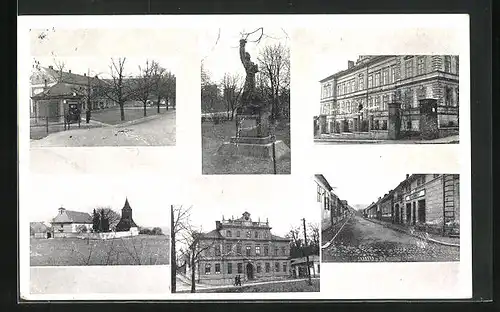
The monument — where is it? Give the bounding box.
[217,38,290,159]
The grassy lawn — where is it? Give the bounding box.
[200,278,320,293]
[202,119,291,174]
[30,235,170,266]
[91,107,168,125]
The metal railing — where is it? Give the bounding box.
[30,115,82,140]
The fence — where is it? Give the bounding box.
[30,115,81,140]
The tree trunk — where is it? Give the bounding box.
[120,103,125,121]
[157,95,161,114]
[143,101,147,117]
[166,96,169,111]
[190,255,196,293]
[171,206,176,293]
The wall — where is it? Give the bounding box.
[77,228,139,240]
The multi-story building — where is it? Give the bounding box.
[189,212,291,285]
[315,174,351,231]
[317,55,459,140]
[364,174,460,236]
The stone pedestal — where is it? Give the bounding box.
[216,112,290,159]
[388,102,401,140]
[419,99,439,140]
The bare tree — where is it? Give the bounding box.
[171,205,192,293]
[308,222,320,256]
[135,60,157,117]
[94,207,121,232]
[97,57,135,121]
[221,72,243,121]
[257,43,290,122]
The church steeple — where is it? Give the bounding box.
[116,197,138,232]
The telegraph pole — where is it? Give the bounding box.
[302,218,312,285]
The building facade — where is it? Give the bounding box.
[190,212,291,285]
[50,207,93,238]
[364,174,460,236]
[315,174,351,232]
[290,255,320,278]
[317,55,459,139]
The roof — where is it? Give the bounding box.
[290,255,320,265]
[319,55,394,83]
[52,209,93,224]
[122,197,132,210]
[43,67,97,85]
[31,82,85,100]
[30,222,50,233]
[199,229,224,240]
[314,174,333,191]
[271,234,290,241]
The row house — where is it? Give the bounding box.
[317,55,459,139]
[364,174,460,236]
[315,174,351,232]
[188,212,291,285]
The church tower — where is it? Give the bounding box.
[115,197,138,232]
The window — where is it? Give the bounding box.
[255,231,259,239]
[405,59,413,78]
[265,263,270,273]
[283,263,287,273]
[382,94,388,111]
[445,87,453,106]
[404,89,414,109]
[215,245,221,256]
[343,83,347,94]
[317,185,321,202]
[246,245,251,256]
[337,85,341,96]
[359,74,364,90]
[226,243,231,254]
[374,120,380,130]
[391,65,396,83]
[374,72,380,86]
[275,262,280,272]
[274,247,278,256]
[368,75,373,88]
[281,246,286,255]
[324,195,329,211]
[257,263,262,273]
[227,263,232,274]
[353,79,358,92]
[236,244,242,255]
[264,245,269,256]
[205,263,211,274]
[374,96,380,110]
[382,120,388,130]
[246,231,251,238]
[417,57,425,75]
[226,230,232,237]
[318,264,320,273]
[368,97,373,108]
[236,231,240,237]
[215,263,221,274]
[237,263,243,274]
[444,56,451,73]
[264,231,268,239]
[455,56,459,74]
[382,69,389,85]
[255,245,261,255]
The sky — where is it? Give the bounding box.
[200,26,290,83]
[30,28,180,78]
[26,175,171,229]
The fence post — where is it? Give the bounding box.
[45,116,49,135]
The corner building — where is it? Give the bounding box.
[193,212,291,285]
[318,55,459,139]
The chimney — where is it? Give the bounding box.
[406,174,410,179]
[348,60,355,69]
[216,221,221,229]
[48,65,53,69]
[83,73,86,76]
[44,79,47,88]
[68,69,71,73]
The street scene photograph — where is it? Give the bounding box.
[200,27,291,174]
[313,55,459,144]
[171,204,319,293]
[316,172,460,263]
[28,176,170,266]
[28,28,177,147]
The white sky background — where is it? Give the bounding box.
[30,28,180,78]
[27,175,171,229]
[200,26,290,83]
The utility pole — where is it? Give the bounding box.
[302,218,312,285]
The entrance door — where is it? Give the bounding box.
[417,199,426,223]
[395,204,400,223]
[246,263,254,280]
[46,232,51,239]
[406,203,412,225]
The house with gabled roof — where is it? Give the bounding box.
[30,221,52,239]
[51,207,93,238]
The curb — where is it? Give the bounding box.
[321,215,352,249]
[115,114,163,128]
[363,218,460,248]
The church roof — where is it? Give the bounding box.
[123,197,132,210]
[52,209,92,224]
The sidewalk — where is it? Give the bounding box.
[321,215,352,248]
[364,217,460,247]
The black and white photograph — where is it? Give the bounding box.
[171,204,319,293]
[317,173,460,263]
[200,27,291,174]
[28,178,170,267]
[29,28,177,147]
[313,55,460,144]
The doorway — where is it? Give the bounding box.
[395,204,400,223]
[46,232,52,239]
[417,199,426,223]
[246,263,254,280]
[412,202,416,225]
[406,203,412,225]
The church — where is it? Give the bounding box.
[187,212,291,285]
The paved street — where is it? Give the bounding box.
[322,216,460,262]
[30,111,176,147]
